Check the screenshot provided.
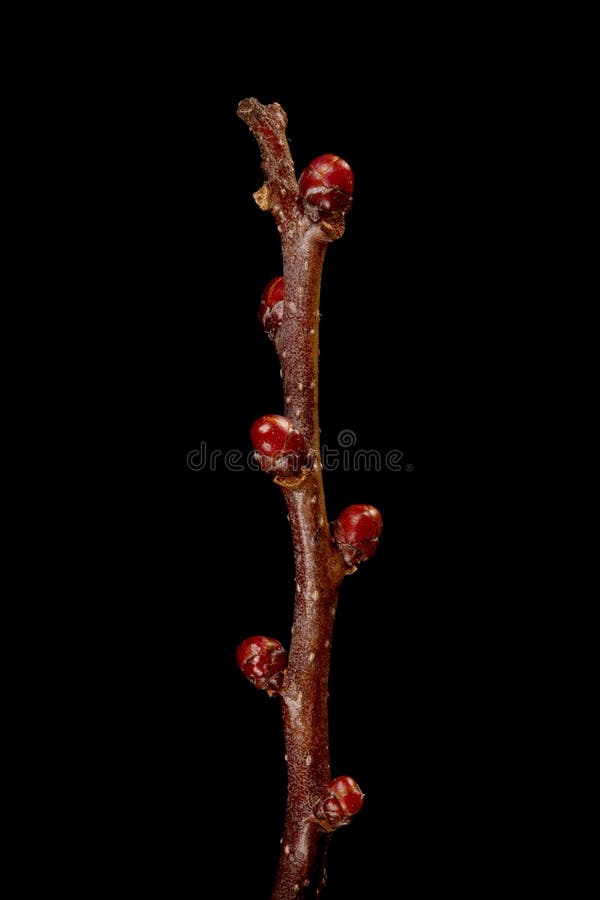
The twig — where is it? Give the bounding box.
[237,98,377,900]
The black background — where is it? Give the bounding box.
[84,65,516,897]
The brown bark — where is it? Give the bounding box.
[237,98,352,900]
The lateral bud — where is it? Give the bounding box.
[332,504,383,567]
[298,154,354,218]
[314,776,365,831]
[235,636,287,694]
[258,276,285,341]
[250,414,308,476]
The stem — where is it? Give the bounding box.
[238,99,350,900]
